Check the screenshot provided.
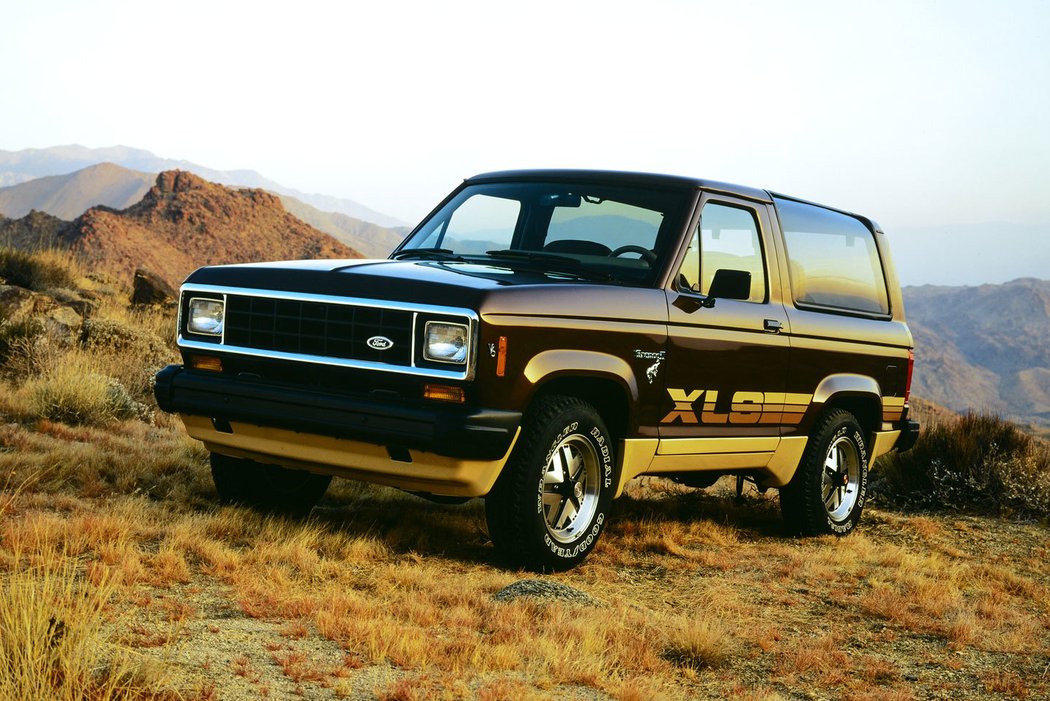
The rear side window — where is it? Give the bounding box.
[775,198,889,315]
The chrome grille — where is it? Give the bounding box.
[223,295,413,366]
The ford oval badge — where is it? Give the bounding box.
[367,336,394,351]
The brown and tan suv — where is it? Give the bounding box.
[155,169,919,570]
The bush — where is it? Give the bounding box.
[0,315,42,366]
[18,352,147,425]
[79,318,173,403]
[871,412,1050,519]
[0,247,78,292]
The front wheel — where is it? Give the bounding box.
[485,396,617,571]
[780,409,869,536]
[210,452,332,517]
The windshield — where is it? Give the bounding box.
[394,181,692,285]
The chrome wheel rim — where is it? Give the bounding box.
[541,434,601,544]
[822,435,861,522]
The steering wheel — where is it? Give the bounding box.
[609,245,657,266]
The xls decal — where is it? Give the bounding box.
[661,388,813,425]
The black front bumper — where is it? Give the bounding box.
[154,365,520,460]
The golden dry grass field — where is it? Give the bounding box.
[1,418,1048,700]
[1,248,1048,699]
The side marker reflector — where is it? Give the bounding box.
[496,336,508,377]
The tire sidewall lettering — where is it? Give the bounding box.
[824,421,868,534]
[538,418,611,561]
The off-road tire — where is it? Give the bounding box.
[485,395,617,571]
[779,409,869,536]
[210,452,331,518]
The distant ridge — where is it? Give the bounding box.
[0,170,362,289]
[904,278,1050,437]
[0,160,406,258]
[0,145,406,229]
[0,162,154,220]
[278,195,404,259]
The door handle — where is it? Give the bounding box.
[764,319,783,333]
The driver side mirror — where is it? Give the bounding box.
[708,269,751,301]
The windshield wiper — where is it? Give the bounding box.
[484,250,615,282]
[485,249,582,266]
[391,248,466,261]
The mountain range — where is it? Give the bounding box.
[0,170,360,289]
[0,161,404,259]
[904,279,1050,437]
[0,145,407,229]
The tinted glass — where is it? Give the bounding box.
[776,198,889,315]
[401,182,691,285]
[676,202,766,303]
[547,199,664,252]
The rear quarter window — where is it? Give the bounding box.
[775,197,889,315]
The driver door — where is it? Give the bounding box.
[658,195,790,459]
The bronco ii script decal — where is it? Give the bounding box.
[661,388,813,425]
[633,349,665,384]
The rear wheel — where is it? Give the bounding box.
[210,452,331,517]
[780,409,869,536]
[485,395,617,571]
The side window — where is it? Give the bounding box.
[438,194,521,254]
[776,198,889,315]
[677,202,766,303]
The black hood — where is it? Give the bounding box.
[182,258,613,308]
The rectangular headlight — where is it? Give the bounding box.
[423,321,468,364]
[187,297,225,336]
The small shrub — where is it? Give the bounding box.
[661,617,733,671]
[0,316,43,366]
[0,247,78,292]
[872,412,1050,519]
[19,352,146,425]
[79,317,174,406]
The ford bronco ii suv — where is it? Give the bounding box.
[155,169,919,570]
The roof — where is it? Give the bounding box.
[466,169,773,203]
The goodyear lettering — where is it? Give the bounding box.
[661,388,814,425]
[546,513,605,559]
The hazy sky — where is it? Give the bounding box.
[2,0,1049,231]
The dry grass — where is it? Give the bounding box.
[0,544,180,700]
[3,444,1046,699]
[0,246,79,291]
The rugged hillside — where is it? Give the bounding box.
[279,194,405,258]
[0,209,68,249]
[0,145,405,228]
[0,160,405,258]
[905,278,1050,435]
[2,170,361,289]
[0,162,154,220]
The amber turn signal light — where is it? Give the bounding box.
[496,335,508,377]
[423,383,465,403]
[190,355,223,372]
